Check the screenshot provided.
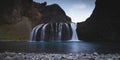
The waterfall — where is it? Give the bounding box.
[30,24,44,41]
[41,24,48,40]
[70,23,79,41]
[58,23,62,40]
[30,23,79,41]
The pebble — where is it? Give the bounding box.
[0,52,120,60]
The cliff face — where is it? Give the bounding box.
[0,0,33,24]
[30,3,72,41]
[0,0,71,40]
[29,2,71,26]
[77,0,120,41]
[0,0,33,40]
[0,0,71,25]
[38,4,71,23]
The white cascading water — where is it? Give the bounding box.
[65,23,71,39]
[30,23,79,41]
[41,23,48,40]
[30,24,44,41]
[58,23,61,40]
[70,23,79,41]
[50,23,54,40]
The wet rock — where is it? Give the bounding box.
[1,52,120,60]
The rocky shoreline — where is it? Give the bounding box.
[0,52,120,60]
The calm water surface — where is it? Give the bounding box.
[0,41,120,54]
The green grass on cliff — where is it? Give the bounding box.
[0,24,30,41]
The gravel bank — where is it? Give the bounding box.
[0,52,120,60]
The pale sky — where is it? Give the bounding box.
[33,0,95,23]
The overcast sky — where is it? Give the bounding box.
[33,0,96,23]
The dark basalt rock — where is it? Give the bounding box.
[0,0,33,24]
[31,3,71,25]
[77,0,120,41]
[0,0,71,40]
[0,0,71,25]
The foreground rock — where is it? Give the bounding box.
[77,0,120,41]
[0,52,120,60]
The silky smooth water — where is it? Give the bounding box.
[0,41,120,54]
[30,23,78,41]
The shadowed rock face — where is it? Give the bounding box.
[77,0,120,41]
[0,0,71,25]
[0,0,72,40]
[26,2,72,27]
[0,0,33,40]
[0,0,33,24]
[38,4,71,23]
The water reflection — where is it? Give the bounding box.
[0,41,120,54]
[28,41,98,53]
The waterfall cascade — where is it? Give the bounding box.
[30,23,79,41]
[70,23,79,41]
